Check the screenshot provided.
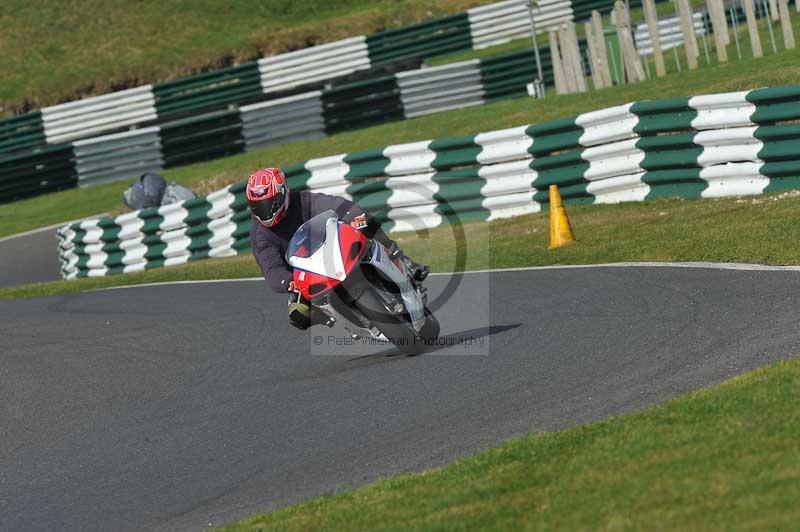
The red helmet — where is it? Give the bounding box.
[247,168,290,227]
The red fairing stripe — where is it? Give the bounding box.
[337,223,368,275]
[293,269,341,299]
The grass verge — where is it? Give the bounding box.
[0,0,493,113]
[4,190,800,300]
[224,357,800,530]
[2,39,800,240]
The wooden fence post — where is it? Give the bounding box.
[558,23,586,93]
[549,30,568,94]
[566,22,588,92]
[643,0,667,76]
[779,0,796,48]
[557,26,576,92]
[718,0,731,45]
[677,0,700,68]
[591,10,613,86]
[708,0,729,61]
[769,0,781,19]
[614,0,647,82]
[585,22,602,88]
[744,0,764,57]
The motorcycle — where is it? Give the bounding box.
[286,210,440,355]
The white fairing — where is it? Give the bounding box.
[287,216,348,280]
[367,241,426,332]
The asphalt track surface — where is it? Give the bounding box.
[0,227,63,288]
[2,266,800,531]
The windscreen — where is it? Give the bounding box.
[286,210,337,262]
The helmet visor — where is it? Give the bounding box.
[250,190,285,226]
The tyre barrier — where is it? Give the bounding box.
[0,44,575,204]
[57,85,800,279]
[8,0,683,158]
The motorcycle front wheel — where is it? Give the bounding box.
[353,287,440,355]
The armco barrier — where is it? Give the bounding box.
[41,85,158,144]
[240,92,326,151]
[153,63,263,119]
[3,0,685,159]
[257,37,372,95]
[159,109,244,168]
[0,111,45,154]
[468,0,574,49]
[58,86,800,279]
[3,46,558,202]
[480,45,562,100]
[396,60,485,118]
[366,13,473,66]
[73,127,163,186]
[1,144,76,203]
[321,76,404,134]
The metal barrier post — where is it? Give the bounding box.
[526,0,546,98]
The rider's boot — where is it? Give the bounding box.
[388,242,429,283]
[288,293,333,330]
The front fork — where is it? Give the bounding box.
[360,240,426,332]
[310,240,427,336]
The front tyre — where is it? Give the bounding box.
[354,288,439,355]
[418,307,440,347]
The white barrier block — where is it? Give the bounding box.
[478,159,537,196]
[475,126,533,164]
[164,252,192,266]
[305,154,351,194]
[690,91,757,130]
[385,172,442,230]
[482,192,541,220]
[387,203,444,232]
[700,162,768,198]
[158,203,189,232]
[695,127,763,166]
[123,260,148,274]
[383,141,436,176]
[207,186,238,256]
[577,103,639,147]
[207,186,237,219]
[587,172,650,203]
[582,138,646,182]
[116,212,146,241]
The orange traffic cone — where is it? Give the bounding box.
[548,184,576,249]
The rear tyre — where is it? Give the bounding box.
[354,288,439,355]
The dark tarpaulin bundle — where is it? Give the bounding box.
[123,172,167,210]
[123,172,196,209]
[161,182,196,205]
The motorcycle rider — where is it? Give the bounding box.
[247,167,429,330]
